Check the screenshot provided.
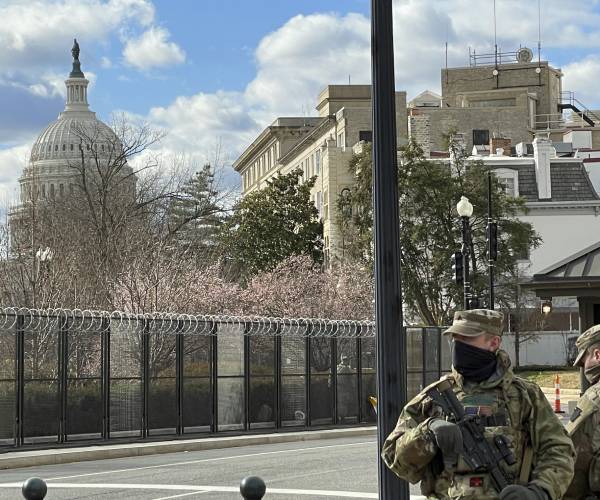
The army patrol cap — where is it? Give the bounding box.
[573,324,600,366]
[443,309,504,337]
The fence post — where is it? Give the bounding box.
[356,332,363,422]
[244,323,250,431]
[331,335,338,424]
[176,319,184,435]
[141,319,150,439]
[58,314,69,443]
[305,323,312,428]
[210,322,218,433]
[15,314,25,448]
[274,323,282,429]
[101,317,110,440]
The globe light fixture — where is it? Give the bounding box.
[456,196,474,217]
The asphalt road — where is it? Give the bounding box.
[0,435,425,499]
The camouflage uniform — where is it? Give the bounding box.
[564,325,600,500]
[382,310,575,500]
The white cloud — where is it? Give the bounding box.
[0,0,155,71]
[562,56,600,108]
[123,26,185,71]
[100,56,113,69]
[0,143,30,203]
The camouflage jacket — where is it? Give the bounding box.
[564,381,600,500]
[381,350,575,499]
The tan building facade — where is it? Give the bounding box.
[233,85,407,263]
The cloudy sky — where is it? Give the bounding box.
[2,0,600,200]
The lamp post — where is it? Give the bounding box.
[33,247,53,308]
[456,196,473,309]
[371,0,408,498]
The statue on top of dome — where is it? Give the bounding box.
[71,39,80,61]
[69,38,85,78]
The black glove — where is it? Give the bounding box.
[429,418,462,468]
[499,484,549,500]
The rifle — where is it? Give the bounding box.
[426,379,516,493]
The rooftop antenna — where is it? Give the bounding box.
[445,19,449,83]
[537,0,542,64]
[493,0,498,66]
[348,74,351,85]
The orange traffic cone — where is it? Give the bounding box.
[554,374,564,413]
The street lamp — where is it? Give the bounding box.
[33,247,53,308]
[456,196,473,309]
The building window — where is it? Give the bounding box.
[315,150,321,175]
[316,191,322,218]
[42,185,46,199]
[62,144,66,151]
[359,130,373,143]
[337,131,345,149]
[473,129,490,146]
[59,184,64,197]
[70,144,73,151]
[494,168,519,197]
[50,184,55,199]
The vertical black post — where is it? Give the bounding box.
[356,334,363,423]
[15,314,25,447]
[371,1,408,497]
[461,216,471,309]
[101,317,110,440]
[305,324,312,428]
[141,319,150,438]
[210,323,218,433]
[58,314,69,443]
[487,171,495,310]
[176,320,184,435]
[274,327,282,429]
[331,336,338,424]
[244,325,250,431]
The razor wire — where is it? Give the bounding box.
[0,307,375,338]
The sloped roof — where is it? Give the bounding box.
[501,162,599,202]
[521,240,600,297]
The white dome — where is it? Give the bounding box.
[30,113,119,163]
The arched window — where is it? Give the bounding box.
[62,144,66,151]
[54,145,58,151]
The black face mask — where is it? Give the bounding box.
[452,340,497,382]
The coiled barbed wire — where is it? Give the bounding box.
[0,307,375,338]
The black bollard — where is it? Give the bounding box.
[240,476,266,499]
[22,477,47,500]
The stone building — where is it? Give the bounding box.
[233,85,407,263]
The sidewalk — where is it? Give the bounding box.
[0,426,377,470]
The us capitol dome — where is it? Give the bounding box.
[14,39,132,206]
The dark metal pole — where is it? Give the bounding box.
[371,1,408,498]
[461,216,471,309]
[488,171,495,310]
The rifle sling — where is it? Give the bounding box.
[519,445,534,485]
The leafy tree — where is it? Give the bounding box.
[220,168,323,278]
[337,140,541,326]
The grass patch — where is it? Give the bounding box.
[518,369,580,389]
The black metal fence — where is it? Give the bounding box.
[0,309,445,449]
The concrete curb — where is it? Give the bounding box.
[0,426,377,470]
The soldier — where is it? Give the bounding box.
[382,309,575,499]
[564,324,600,500]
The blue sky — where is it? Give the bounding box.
[2,0,600,200]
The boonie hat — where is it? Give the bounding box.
[573,324,600,367]
[443,309,504,337]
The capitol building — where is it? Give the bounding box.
[10,40,134,250]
